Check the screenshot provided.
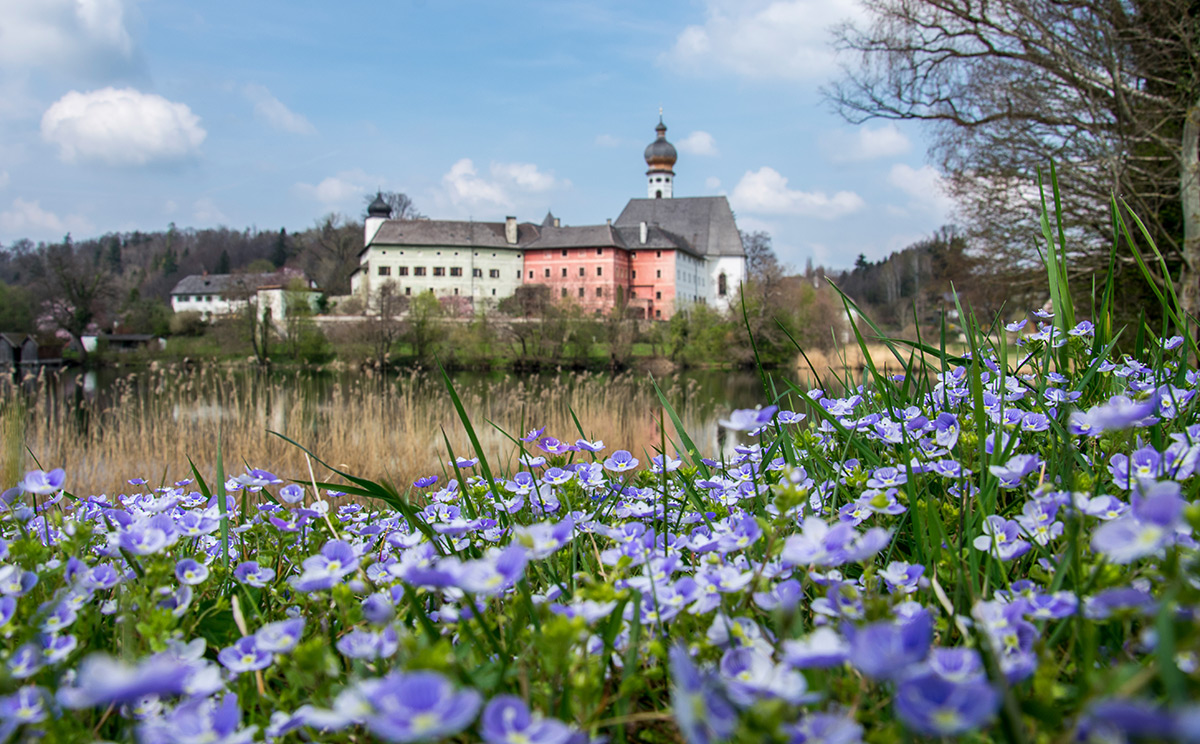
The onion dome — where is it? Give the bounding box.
[644,117,677,172]
[367,192,392,219]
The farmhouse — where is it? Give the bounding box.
[169,270,321,321]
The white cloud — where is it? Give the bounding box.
[888,164,955,221]
[41,87,206,166]
[294,168,380,208]
[831,124,912,162]
[595,134,621,148]
[0,197,92,239]
[0,0,139,79]
[705,176,721,190]
[677,130,718,157]
[661,0,864,81]
[731,166,864,219]
[192,197,226,225]
[440,158,567,212]
[243,84,314,135]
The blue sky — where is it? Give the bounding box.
[0,0,954,271]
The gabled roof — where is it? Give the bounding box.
[614,226,704,259]
[526,224,623,250]
[614,196,744,258]
[0,333,32,347]
[170,270,316,296]
[366,220,539,255]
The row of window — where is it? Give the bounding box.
[377,266,509,279]
[526,267,665,280]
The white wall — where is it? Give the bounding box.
[354,245,525,307]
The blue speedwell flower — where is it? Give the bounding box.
[479,695,574,744]
[18,469,65,496]
[359,670,481,742]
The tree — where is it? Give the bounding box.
[32,236,117,355]
[830,0,1200,319]
[271,229,290,268]
[404,291,444,361]
[216,249,231,275]
[297,214,362,295]
[0,281,35,333]
[363,191,424,221]
[365,281,408,364]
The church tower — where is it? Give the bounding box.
[644,114,677,199]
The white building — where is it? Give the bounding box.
[169,270,320,321]
[352,203,529,308]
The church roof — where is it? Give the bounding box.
[526,224,621,249]
[614,196,744,258]
[366,220,539,254]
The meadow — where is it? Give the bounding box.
[0,210,1196,743]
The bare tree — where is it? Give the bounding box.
[297,214,363,295]
[32,236,117,356]
[829,0,1200,319]
[365,281,408,364]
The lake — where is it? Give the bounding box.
[3,364,816,497]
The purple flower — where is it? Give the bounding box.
[0,686,49,725]
[719,405,778,432]
[255,618,305,653]
[1085,395,1158,433]
[480,695,573,744]
[602,450,639,473]
[218,636,274,674]
[895,668,999,736]
[279,484,305,504]
[847,611,931,680]
[233,561,275,587]
[783,627,849,669]
[360,670,481,742]
[787,712,864,744]
[973,515,1031,561]
[1090,480,1184,563]
[574,439,605,453]
[520,427,546,442]
[19,468,65,495]
[537,437,573,455]
[57,654,192,708]
[669,646,737,744]
[236,467,283,487]
[174,558,210,586]
[337,627,399,660]
[988,454,1041,488]
[413,475,438,488]
[138,693,256,744]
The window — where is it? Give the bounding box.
[398,267,409,276]
[561,288,568,298]
[453,288,459,295]
[656,291,662,300]
[596,248,603,255]
[656,251,662,258]
[516,270,521,279]
[414,267,426,276]
[205,296,212,302]
[561,268,567,278]
[578,287,584,298]
[450,267,463,277]
[631,291,637,298]
[405,287,411,296]
[192,295,200,302]
[632,270,637,279]
[578,267,585,277]
[433,267,445,277]
[656,270,662,278]
[718,273,727,297]
[492,288,496,296]
[489,269,500,278]
[595,287,603,297]
[473,268,482,278]
[561,250,567,257]
[655,309,662,318]
[543,268,550,278]
[528,271,533,279]
[596,266,602,276]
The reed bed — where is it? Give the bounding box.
[2,365,739,497]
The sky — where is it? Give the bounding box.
[0,0,955,272]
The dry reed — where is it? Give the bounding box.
[2,366,735,498]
